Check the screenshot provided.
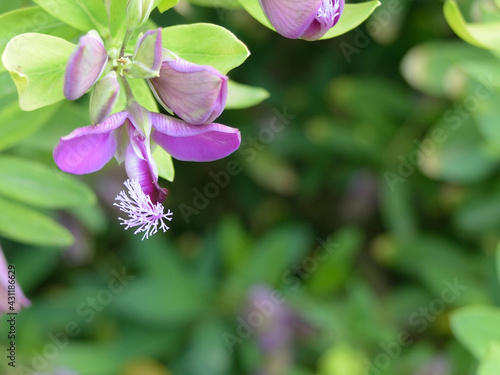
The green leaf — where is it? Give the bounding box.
[321,1,381,39]
[479,343,500,375]
[158,0,178,12]
[0,155,96,209]
[0,7,80,73]
[153,146,175,182]
[32,0,108,36]
[225,80,269,109]
[162,23,249,74]
[0,99,61,151]
[128,77,159,112]
[2,33,75,111]
[444,0,500,51]
[238,0,380,40]
[0,196,73,247]
[451,305,500,359]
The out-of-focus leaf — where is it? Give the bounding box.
[162,23,250,74]
[225,80,269,109]
[218,216,251,271]
[112,236,208,325]
[0,197,73,247]
[400,41,486,99]
[0,99,61,150]
[318,345,366,375]
[378,176,418,238]
[226,223,313,297]
[33,0,108,36]
[419,116,497,183]
[187,0,241,9]
[158,0,178,12]
[0,155,95,208]
[444,0,500,51]
[451,305,500,359]
[2,33,75,110]
[307,226,363,296]
[375,234,490,305]
[479,343,500,375]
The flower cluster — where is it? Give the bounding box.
[55,5,240,239]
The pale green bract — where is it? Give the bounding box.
[2,33,75,111]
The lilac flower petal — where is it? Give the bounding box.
[64,30,108,101]
[149,54,228,124]
[130,28,163,78]
[302,0,345,40]
[150,112,240,162]
[0,246,30,313]
[258,0,324,39]
[125,127,167,204]
[53,112,128,174]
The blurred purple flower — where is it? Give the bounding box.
[259,0,344,40]
[64,30,108,100]
[247,285,314,375]
[0,245,30,314]
[148,49,228,124]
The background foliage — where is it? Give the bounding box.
[1,0,500,374]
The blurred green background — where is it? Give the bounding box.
[2,0,500,374]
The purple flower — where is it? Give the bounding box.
[259,0,345,40]
[53,109,240,238]
[148,50,228,125]
[0,245,30,314]
[64,30,108,100]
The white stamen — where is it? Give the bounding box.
[317,0,341,22]
[114,179,173,240]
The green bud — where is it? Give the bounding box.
[125,0,158,31]
[129,29,162,79]
[90,71,120,124]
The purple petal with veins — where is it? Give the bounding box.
[53,112,128,174]
[150,112,240,162]
[125,126,167,204]
[64,30,108,100]
[149,53,228,124]
[0,245,30,313]
[258,0,344,40]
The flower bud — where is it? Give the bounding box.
[64,30,108,100]
[125,0,157,31]
[89,71,120,124]
[129,29,162,79]
[259,0,344,41]
[148,49,228,124]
